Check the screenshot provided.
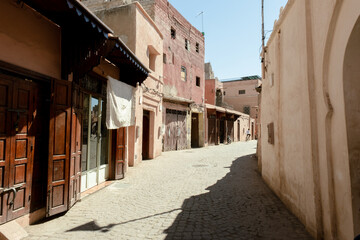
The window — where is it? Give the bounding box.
[239,90,246,95]
[149,54,156,71]
[223,91,226,96]
[196,42,199,53]
[163,53,167,64]
[171,27,176,39]
[243,106,250,115]
[185,39,190,50]
[148,45,159,71]
[196,77,200,87]
[181,66,187,81]
[267,122,274,144]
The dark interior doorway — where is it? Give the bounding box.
[142,110,150,160]
[191,113,199,148]
[219,119,225,143]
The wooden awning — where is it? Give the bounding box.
[22,0,149,85]
[105,36,149,86]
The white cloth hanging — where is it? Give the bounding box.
[106,76,136,129]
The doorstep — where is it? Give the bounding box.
[80,180,116,200]
[0,221,28,240]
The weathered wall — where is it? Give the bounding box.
[150,0,205,105]
[261,0,360,239]
[0,0,61,78]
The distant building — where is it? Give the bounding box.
[204,63,255,145]
[221,76,261,138]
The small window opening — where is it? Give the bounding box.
[239,90,246,95]
[223,91,226,96]
[196,42,199,53]
[171,28,176,39]
[181,66,187,81]
[185,39,189,50]
[243,106,250,115]
[149,54,156,71]
[163,54,167,64]
[196,77,200,87]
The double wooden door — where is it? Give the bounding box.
[164,109,187,151]
[0,77,36,224]
[47,79,82,216]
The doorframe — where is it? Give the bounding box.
[80,94,110,192]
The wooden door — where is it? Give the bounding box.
[164,110,176,152]
[0,77,35,224]
[208,116,215,145]
[177,112,187,150]
[69,85,83,208]
[7,80,36,221]
[114,127,126,180]
[47,79,71,217]
[0,78,12,224]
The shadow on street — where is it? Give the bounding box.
[163,154,313,240]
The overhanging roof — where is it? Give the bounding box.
[163,94,194,104]
[23,0,113,38]
[105,36,149,86]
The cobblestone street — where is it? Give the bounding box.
[24,141,312,240]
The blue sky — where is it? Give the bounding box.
[168,0,288,80]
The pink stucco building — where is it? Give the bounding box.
[260,0,360,239]
[84,2,164,166]
[222,76,261,138]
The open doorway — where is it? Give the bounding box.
[191,113,199,148]
[142,110,150,160]
[219,118,225,143]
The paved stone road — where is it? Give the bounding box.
[24,141,312,240]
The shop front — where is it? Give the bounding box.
[0,0,149,227]
[79,75,109,192]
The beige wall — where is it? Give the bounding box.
[260,0,360,239]
[0,0,61,79]
[92,2,163,165]
[223,79,260,119]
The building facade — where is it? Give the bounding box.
[86,2,164,166]
[139,0,206,150]
[260,0,360,239]
[0,0,148,228]
[204,63,254,145]
[222,76,261,138]
[81,0,206,151]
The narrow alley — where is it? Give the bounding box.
[24,141,312,240]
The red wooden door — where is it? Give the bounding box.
[69,85,83,208]
[114,128,126,180]
[0,76,35,224]
[47,79,71,217]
